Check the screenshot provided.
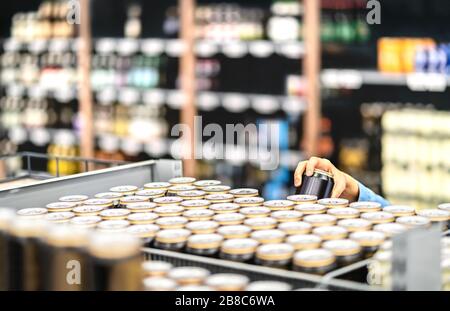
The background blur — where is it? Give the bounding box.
[1,0,450,208]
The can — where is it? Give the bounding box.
[209,203,240,214]
[286,234,322,251]
[109,185,138,196]
[143,276,177,291]
[94,192,123,207]
[185,221,219,234]
[312,226,348,241]
[154,205,184,217]
[183,209,215,221]
[327,208,360,219]
[263,200,295,211]
[303,214,337,227]
[204,193,234,203]
[127,212,158,225]
[126,202,157,213]
[168,177,196,185]
[244,217,278,230]
[167,185,197,196]
[255,243,294,269]
[205,273,250,291]
[155,216,189,230]
[229,188,259,198]
[296,169,334,199]
[317,198,349,209]
[322,239,362,267]
[250,229,286,244]
[337,218,372,232]
[271,210,303,222]
[142,261,173,277]
[217,225,252,239]
[278,221,312,235]
[45,202,77,212]
[180,199,211,210]
[72,205,105,216]
[99,208,131,220]
[97,220,130,232]
[87,232,142,290]
[126,224,160,246]
[373,223,407,238]
[349,230,385,258]
[167,266,210,286]
[44,211,75,224]
[186,233,223,256]
[293,249,336,275]
[219,238,259,262]
[143,182,171,191]
[246,280,292,291]
[234,197,265,207]
[193,180,222,189]
[286,194,318,205]
[16,207,48,219]
[119,196,150,207]
[154,229,191,251]
[294,203,327,215]
[239,206,271,218]
[44,225,89,290]
[213,213,245,226]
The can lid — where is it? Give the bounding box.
[246,281,292,291]
[229,188,259,197]
[143,277,177,290]
[59,194,88,202]
[210,203,240,213]
[303,214,337,226]
[234,197,265,206]
[109,185,138,193]
[317,198,349,207]
[156,216,188,228]
[0,208,16,230]
[293,249,335,267]
[203,185,231,193]
[156,229,191,243]
[186,221,219,231]
[287,234,322,246]
[126,224,160,237]
[183,209,215,219]
[120,196,149,204]
[327,208,359,218]
[187,233,223,248]
[70,215,102,226]
[205,273,250,290]
[99,208,131,218]
[135,189,166,197]
[286,194,318,203]
[178,190,207,199]
[240,206,271,216]
[383,205,415,216]
[396,215,431,227]
[154,205,184,215]
[213,212,245,224]
[349,230,385,247]
[168,267,211,283]
[438,203,450,212]
[73,205,105,214]
[10,217,47,237]
[244,217,278,229]
[126,202,157,211]
[250,229,286,243]
[143,182,171,189]
[278,221,312,234]
[97,219,130,231]
[168,185,197,193]
[337,218,372,230]
[193,180,222,188]
[349,201,382,211]
[127,212,158,222]
[46,202,77,211]
[181,199,211,208]
[294,203,327,214]
[217,225,252,238]
[361,211,395,223]
[271,210,303,221]
[312,226,348,239]
[94,192,123,199]
[83,198,114,206]
[142,261,172,276]
[256,243,294,261]
[204,193,234,202]
[221,238,259,254]
[313,169,333,178]
[373,223,408,237]
[45,211,75,222]
[17,207,48,217]
[263,200,295,209]
[153,197,183,205]
[416,209,450,221]
[322,239,361,256]
[169,177,196,185]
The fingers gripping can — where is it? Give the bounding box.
[296,169,334,199]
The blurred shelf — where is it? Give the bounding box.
[321,69,450,92]
[1,38,305,59]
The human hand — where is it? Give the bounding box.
[294,157,360,201]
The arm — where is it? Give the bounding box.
[357,182,390,207]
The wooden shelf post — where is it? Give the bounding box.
[179,0,197,177]
[302,0,321,157]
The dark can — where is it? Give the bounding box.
[296,169,334,199]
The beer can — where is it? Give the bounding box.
[296,169,334,199]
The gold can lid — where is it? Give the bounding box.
[88,232,141,259]
[294,203,327,214]
[286,234,322,250]
[167,185,197,194]
[168,177,196,185]
[312,226,348,240]
[83,198,114,207]
[120,196,149,205]
[383,205,415,217]
[220,238,259,255]
[99,208,131,219]
[143,277,177,291]
[9,217,47,237]
[217,225,252,239]
[244,217,278,230]
[303,214,337,227]
[0,208,16,230]
[17,207,48,218]
[317,198,349,208]
[293,249,335,268]
[349,201,382,212]
[177,190,207,199]
[337,218,372,232]
[109,185,138,194]
[126,202,157,212]
[203,185,231,194]
[155,228,191,243]
[396,215,431,227]
[187,233,223,249]
[250,229,286,244]
[278,221,312,235]
[126,224,159,238]
[193,180,222,188]
[155,216,188,229]
[142,261,173,277]
[45,211,75,222]
[263,200,295,210]
[97,219,130,231]
[204,193,234,203]
[186,221,219,233]
[240,206,271,217]
[327,207,360,219]
[213,213,245,225]
[154,205,185,217]
[94,192,123,200]
[234,196,265,207]
[153,196,183,205]
[322,239,361,256]
[349,230,385,247]
[143,182,171,190]
[361,211,395,224]
[59,195,88,203]
[210,203,240,214]
[313,169,333,178]
[438,203,450,212]
[373,223,408,237]
[46,224,89,247]
[127,212,158,224]
[183,209,215,221]
[246,281,292,291]
[69,215,102,227]
[287,194,318,204]
[181,199,211,209]
[73,205,105,215]
[256,243,294,261]
[167,267,211,285]
[205,273,249,291]
[46,202,77,211]
[416,209,450,222]
[271,210,303,222]
[229,188,259,197]
[135,189,166,198]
